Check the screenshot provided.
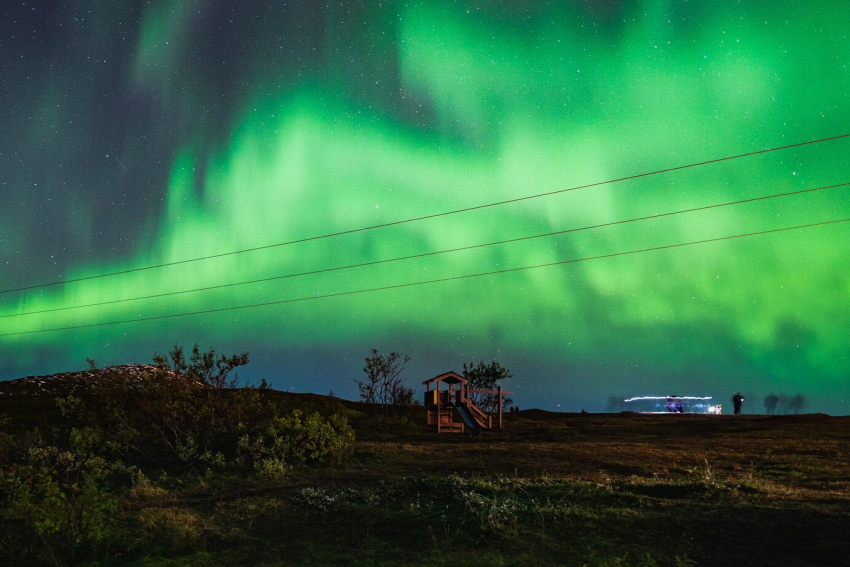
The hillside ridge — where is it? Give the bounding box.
[0,364,192,398]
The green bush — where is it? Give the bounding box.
[238,410,355,480]
[0,435,122,565]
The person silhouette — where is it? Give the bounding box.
[732,392,744,415]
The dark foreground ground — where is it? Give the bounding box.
[2,387,849,566]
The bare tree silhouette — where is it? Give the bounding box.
[764,393,779,415]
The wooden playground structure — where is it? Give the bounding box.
[423,371,512,433]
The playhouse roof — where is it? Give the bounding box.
[422,371,467,385]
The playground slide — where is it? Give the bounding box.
[455,403,482,432]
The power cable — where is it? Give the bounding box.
[1,217,847,338]
[3,181,848,319]
[1,133,847,295]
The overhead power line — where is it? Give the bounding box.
[1,217,847,338]
[3,181,848,320]
[1,133,847,296]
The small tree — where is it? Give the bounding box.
[764,393,779,415]
[153,343,249,389]
[356,349,413,431]
[462,361,513,414]
[788,394,806,414]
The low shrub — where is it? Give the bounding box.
[238,410,355,480]
[0,432,124,565]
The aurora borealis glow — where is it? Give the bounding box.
[1,1,849,413]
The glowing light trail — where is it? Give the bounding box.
[624,396,713,402]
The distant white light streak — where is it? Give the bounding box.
[624,396,713,403]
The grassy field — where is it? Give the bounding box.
[2,384,849,566]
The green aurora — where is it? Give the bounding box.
[1,1,849,412]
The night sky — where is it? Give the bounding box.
[1,1,849,414]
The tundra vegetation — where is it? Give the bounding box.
[0,349,848,566]
[0,345,354,565]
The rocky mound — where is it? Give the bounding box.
[0,364,201,398]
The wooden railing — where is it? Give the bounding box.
[463,386,513,430]
[459,394,491,428]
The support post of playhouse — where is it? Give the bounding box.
[436,378,441,434]
[498,385,503,428]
